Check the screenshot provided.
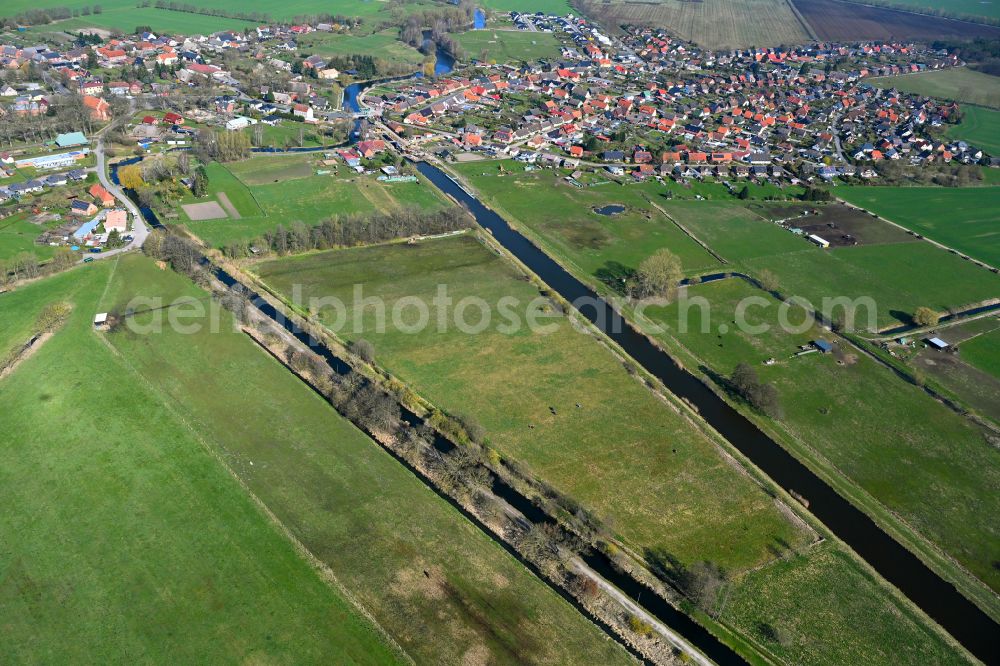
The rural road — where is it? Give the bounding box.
[85,102,149,262]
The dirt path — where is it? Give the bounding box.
[217,192,241,219]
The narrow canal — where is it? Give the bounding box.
[414,161,1000,664]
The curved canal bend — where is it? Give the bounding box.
[415,161,999,663]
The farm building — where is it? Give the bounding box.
[813,340,834,354]
[808,234,830,249]
[93,312,109,330]
[927,337,949,350]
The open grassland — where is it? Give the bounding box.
[173,156,448,248]
[794,0,1000,40]
[661,200,1000,329]
[256,235,808,573]
[293,30,424,66]
[725,543,966,665]
[23,7,255,35]
[0,212,58,262]
[579,0,811,49]
[0,261,401,664]
[481,0,573,13]
[875,0,1000,20]
[453,166,1000,329]
[254,235,968,663]
[648,278,1000,594]
[97,254,629,665]
[451,162,720,278]
[945,105,1000,154]
[961,322,1000,378]
[178,162,264,222]
[457,29,562,63]
[869,68,1000,109]
[837,185,1000,267]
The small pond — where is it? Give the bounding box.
[594,204,625,216]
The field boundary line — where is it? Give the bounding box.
[785,0,819,40]
[94,327,415,666]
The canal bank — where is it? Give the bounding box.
[414,160,999,664]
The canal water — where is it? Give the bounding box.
[414,161,1000,664]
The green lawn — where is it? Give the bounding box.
[457,29,563,63]
[660,200,1000,329]
[178,161,264,222]
[725,543,966,665]
[0,212,59,263]
[648,278,1000,593]
[174,156,448,248]
[838,185,1000,267]
[946,105,1000,155]
[869,0,1000,21]
[254,233,968,664]
[0,261,401,664]
[961,324,1000,378]
[869,68,1000,109]
[255,234,808,574]
[97,255,629,665]
[481,0,573,14]
[293,29,425,66]
[450,162,721,279]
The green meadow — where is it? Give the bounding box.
[961,323,1000,378]
[256,235,807,573]
[254,234,967,664]
[173,156,449,248]
[945,105,1000,155]
[0,212,59,263]
[870,68,1000,109]
[457,29,563,62]
[294,29,425,66]
[450,162,721,278]
[648,278,1000,596]
[454,163,1000,329]
[100,255,628,665]
[838,185,1000,268]
[0,261,400,664]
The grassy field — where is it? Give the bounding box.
[0,212,59,263]
[294,30,425,66]
[457,29,562,63]
[870,68,1000,109]
[173,155,448,247]
[93,255,629,665]
[945,105,1000,155]
[0,261,401,663]
[577,0,811,49]
[178,161,264,222]
[725,542,965,664]
[254,235,968,663]
[24,7,256,35]
[453,164,1000,329]
[256,235,808,573]
[647,278,1000,593]
[838,185,1000,267]
[961,322,1000,378]
[662,200,1000,329]
[871,0,1000,21]
[451,162,720,279]
[481,0,573,13]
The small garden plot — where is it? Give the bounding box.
[180,200,228,221]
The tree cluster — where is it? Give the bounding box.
[730,362,782,419]
[195,129,251,163]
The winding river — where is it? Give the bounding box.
[414,161,1000,664]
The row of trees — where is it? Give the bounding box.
[0,5,101,29]
[222,207,473,258]
[194,129,252,163]
[0,247,77,286]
